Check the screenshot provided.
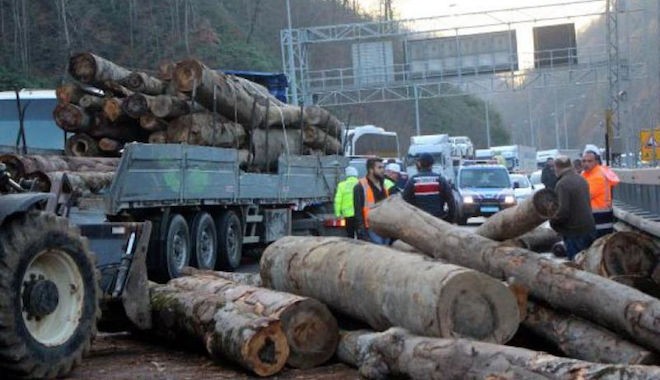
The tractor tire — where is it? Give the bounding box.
[0,211,100,379]
[189,211,217,270]
[216,210,243,270]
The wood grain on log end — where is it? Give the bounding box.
[68,52,97,83]
[239,318,289,377]
[66,133,100,157]
[140,114,168,132]
[53,103,90,132]
[531,188,560,218]
[123,93,150,118]
[103,98,124,121]
[55,83,84,104]
[148,131,167,144]
[577,232,658,278]
[99,137,122,152]
[174,59,204,93]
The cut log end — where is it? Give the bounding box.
[53,103,88,132]
[239,319,289,377]
[532,188,560,218]
[602,232,658,277]
[278,299,339,369]
[66,134,100,157]
[174,59,205,93]
[68,52,97,84]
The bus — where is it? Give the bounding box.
[0,89,64,154]
[342,125,400,160]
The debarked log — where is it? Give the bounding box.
[337,328,660,380]
[261,236,520,344]
[180,267,262,287]
[168,274,339,368]
[302,125,342,154]
[368,195,660,352]
[475,188,559,241]
[149,284,289,377]
[250,128,302,171]
[500,226,562,253]
[524,299,658,365]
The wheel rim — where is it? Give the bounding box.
[172,230,188,271]
[21,248,84,346]
[198,223,215,268]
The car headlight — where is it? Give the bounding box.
[504,195,515,204]
[463,196,474,204]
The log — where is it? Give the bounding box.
[475,188,559,241]
[169,274,339,368]
[148,131,167,144]
[157,61,175,81]
[149,284,289,377]
[65,133,100,157]
[103,81,134,97]
[524,299,658,365]
[368,195,660,352]
[98,137,122,153]
[260,236,520,343]
[121,93,151,118]
[250,128,302,171]
[173,59,301,128]
[121,71,167,95]
[78,94,106,110]
[180,267,262,287]
[576,231,659,278]
[0,154,117,179]
[501,226,562,253]
[166,113,246,148]
[32,171,115,194]
[53,103,92,132]
[302,105,343,138]
[302,125,342,154]
[123,93,203,119]
[337,328,660,380]
[69,52,133,87]
[139,114,169,132]
[102,98,126,122]
[55,83,87,104]
[87,115,145,142]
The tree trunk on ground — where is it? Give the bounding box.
[337,328,660,380]
[172,59,301,128]
[53,103,92,132]
[500,227,562,253]
[166,113,246,148]
[121,71,167,95]
[261,236,520,344]
[98,137,122,153]
[368,195,660,352]
[169,274,339,369]
[250,128,302,171]
[302,125,342,154]
[180,267,262,287]
[524,299,658,365]
[69,52,133,87]
[0,154,117,179]
[576,232,658,278]
[55,83,87,104]
[149,284,289,377]
[78,94,105,110]
[65,133,100,157]
[475,189,558,241]
[139,114,169,132]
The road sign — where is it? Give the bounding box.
[640,130,660,161]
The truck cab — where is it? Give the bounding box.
[454,164,516,225]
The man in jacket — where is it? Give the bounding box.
[384,163,405,194]
[549,156,596,260]
[402,153,455,222]
[353,157,390,244]
[334,166,359,238]
[541,157,558,190]
[581,146,619,238]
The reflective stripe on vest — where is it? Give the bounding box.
[359,177,388,229]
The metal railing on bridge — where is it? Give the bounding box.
[612,167,660,239]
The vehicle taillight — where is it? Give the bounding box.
[324,218,346,227]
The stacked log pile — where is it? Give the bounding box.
[56,52,344,172]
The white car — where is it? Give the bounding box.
[510,173,534,202]
[529,170,545,191]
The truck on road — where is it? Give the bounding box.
[490,145,537,174]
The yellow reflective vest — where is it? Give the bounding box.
[334,176,359,218]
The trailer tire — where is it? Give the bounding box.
[190,212,217,270]
[0,211,100,379]
[216,210,242,270]
[153,213,190,282]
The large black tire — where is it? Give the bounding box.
[189,211,217,270]
[0,211,100,379]
[152,213,190,282]
[215,210,243,270]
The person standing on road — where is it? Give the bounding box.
[384,163,405,194]
[402,153,456,222]
[354,158,390,245]
[541,157,558,190]
[581,146,619,238]
[549,156,595,260]
[334,166,359,238]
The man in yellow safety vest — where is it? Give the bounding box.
[334,166,359,238]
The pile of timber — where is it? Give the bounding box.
[56,52,343,172]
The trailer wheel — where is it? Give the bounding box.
[216,211,242,270]
[190,212,217,270]
[152,213,190,282]
[0,211,100,379]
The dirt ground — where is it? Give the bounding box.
[67,332,358,380]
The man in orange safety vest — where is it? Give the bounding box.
[353,157,390,244]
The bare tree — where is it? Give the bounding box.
[246,0,261,44]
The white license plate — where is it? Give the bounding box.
[480,206,499,213]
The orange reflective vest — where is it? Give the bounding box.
[359,177,389,229]
[582,165,617,211]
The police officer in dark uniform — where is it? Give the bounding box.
[402,153,456,222]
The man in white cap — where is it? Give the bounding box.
[581,144,619,238]
[334,166,359,238]
[384,162,404,194]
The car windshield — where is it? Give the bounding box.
[459,168,511,188]
[510,175,530,188]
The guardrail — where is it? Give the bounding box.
[612,167,660,239]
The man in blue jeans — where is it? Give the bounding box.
[549,156,596,260]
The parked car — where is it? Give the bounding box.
[509,173,534,202]
[529,170,545,190]
[454,165,516,225]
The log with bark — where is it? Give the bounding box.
[102,98,126,122]
[148,131,167,144]
[250,128,302,171]
[69,52,133,87]
[139,114,169,132]
[180,267,262,287]
[0,154,117,179]
[98,137,122,153]
[168,274,339,368]
[149,284,289,376]
[55,83,88,104]
[78,94,106,110]
[121,71,167,95]
[29,170,115,194]
[261,236,520,344]
[500,226,562,253]
[576,231,659,279]
[368,195,660,352]
[122,93,200,119]
[475,188,559,241]
[65,133,101,157]
[53,103,93,132]
[302,125,342,154]
[337,328,660,380]
[166,113,246,148]
[524,299,658,365]
[302,105,344,137]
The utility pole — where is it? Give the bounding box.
[485,98,491,148]
[285,0,298,105]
